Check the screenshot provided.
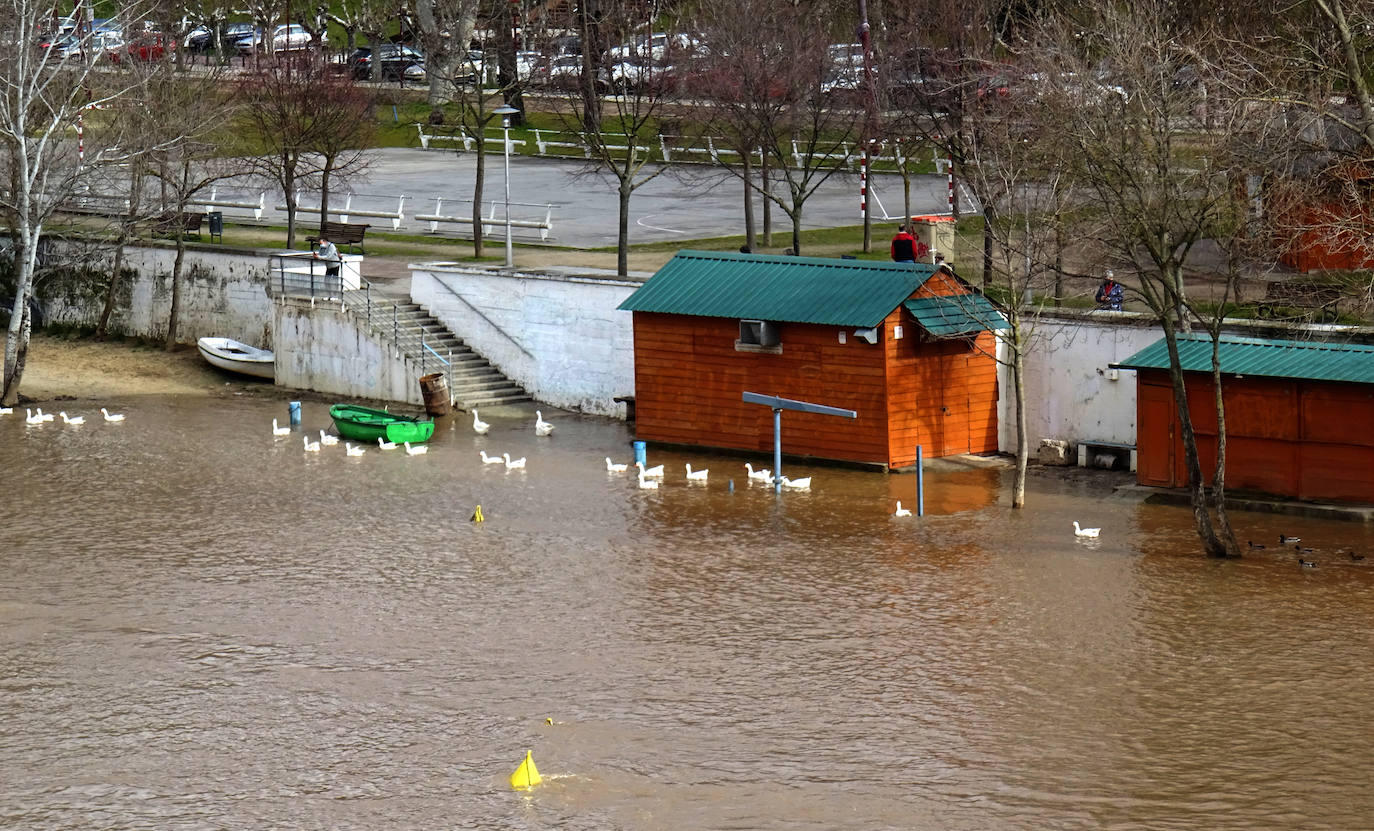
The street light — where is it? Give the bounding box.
[493,105,520,268]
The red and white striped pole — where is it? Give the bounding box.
[859,149,868,216]
[947,153,955,215]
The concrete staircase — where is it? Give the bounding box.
[358,298,531,409]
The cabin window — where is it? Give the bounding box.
[736,319,782,353]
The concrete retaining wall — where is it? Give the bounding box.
[410,264,641,416]
[997,312,1161,454]
[272,298,421,405]
[42,242,274,346]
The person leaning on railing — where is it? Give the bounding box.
[313,236,341,280]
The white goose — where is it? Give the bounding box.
[345,442,366,457]
[0,406,12,415]
[534,410,555,437]
[272,418,291,437]
[480,449,505,465]
[100,408,125,422]
[635,461,664,479]
[745,463,771,482]
[894,501,913,517]
[60,411,85,426]
[685,463,709,482]
[779,475,812,490]
[377,437,398,450]
[1073,521,1100,539]
[404,441,428,456]
[36,408,54,422]
[637,470,660,490]
[503,452,526,470]
[303,435,321,452]
[472,409,490,435]
[25,408,43,425]
[319,429,339,447]
[606,457,629,473]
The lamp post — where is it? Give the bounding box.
[493,105,520,268]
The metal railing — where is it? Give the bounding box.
[269,255,455,399]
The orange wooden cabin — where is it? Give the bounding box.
[1116,334,1374,503]
[617,251,1007,468]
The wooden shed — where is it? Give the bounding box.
[1115,334,1374,503]
[617,250,1007,468]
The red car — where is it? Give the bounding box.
[109,32,175,63]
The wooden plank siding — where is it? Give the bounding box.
[631,312,891,464]
[1134,370,1374,503]
[630,268,1002,468]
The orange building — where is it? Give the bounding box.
[1116,334,1374,503]
[617,251,1007,468]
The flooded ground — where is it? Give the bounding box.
[3,394,1373,830]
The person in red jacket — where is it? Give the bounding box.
[890,225,917,262]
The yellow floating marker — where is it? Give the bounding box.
[544,717,553,725]
[471,505,484,523]
[509,749,541,790]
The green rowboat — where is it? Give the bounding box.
[330,403,435,444]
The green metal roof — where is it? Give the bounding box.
[617,250,937,327]
[1114,334,1374,384]
[903,295,1009,337]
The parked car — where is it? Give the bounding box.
[235,23,321,54]
[349,44,425,82]
[545,54,609,92]
[109,31,175,63]
[185,22,255,52]
[46,29,124,60]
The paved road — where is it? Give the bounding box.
[222,147,966,248]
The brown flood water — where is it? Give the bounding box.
[3,395,1373,830]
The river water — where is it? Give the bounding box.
[4,395,1373,830]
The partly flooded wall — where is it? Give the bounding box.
[272,298,421,405]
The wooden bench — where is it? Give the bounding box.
[151,211,204,239]
[305,221,370,254]
[1257,281,1343,322]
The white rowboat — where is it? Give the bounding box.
[197,337,275,379]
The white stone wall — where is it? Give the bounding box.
[410,264,640,416]
[43,243,274,347]
[272,298,421,405]
[997,311,1177,454]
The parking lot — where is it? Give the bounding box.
[226,146,966,249]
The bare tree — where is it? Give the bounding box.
[1031,2,1269,557]
[552,0,685,275]
[1,0,151,404]
[414,0,478,113]
[692,0,858,255]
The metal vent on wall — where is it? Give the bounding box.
[740,319,780,347]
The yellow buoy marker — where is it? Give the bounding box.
[471,505,484,523]
[509,749,541,790]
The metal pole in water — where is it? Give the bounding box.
[916,444,924,517]
[773,407,783,494]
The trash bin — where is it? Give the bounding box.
[419,373,451,416]
[207,210,223,242]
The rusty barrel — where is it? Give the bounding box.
[418,373,451,417]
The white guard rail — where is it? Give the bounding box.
[413,197,554,240]
[190,187,267,220]
[276,192,407,230]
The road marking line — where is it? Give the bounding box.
[636,215,686,234]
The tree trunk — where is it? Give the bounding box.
[1208,331,1241,557]
[790,210,803,257]
[742,153,755,250]
[982,203,995,288]
[319,159,334,236]
[283,159,298,249]
[1160,317,1229,556]
[96,241,127,338]
[473,144,486,258]
[2,237,35,406]
[761,152,772,246]
[617,177,631,276]
[165,237,187,349]
[1011,325,1028,509]
[1053,223,1064,308]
